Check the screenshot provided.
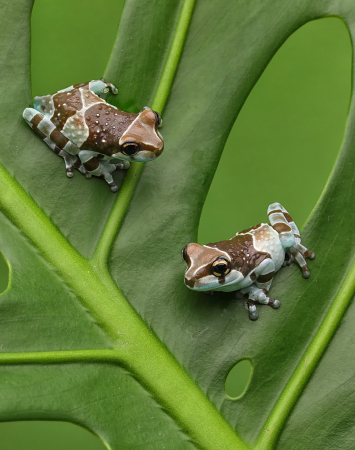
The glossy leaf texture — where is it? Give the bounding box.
[0,0,355,449]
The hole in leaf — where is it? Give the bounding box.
[199,17,351,244]
[225,359,253,399]
[0,421,106,450]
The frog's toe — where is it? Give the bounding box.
[270,298,281,309]
[115,162,130,170]
[110,184,119,193]
[85,173,92,179]
[247,300,259,321]
[302,269,311,279]
[66,169,74,178]
[305,250,315,260]
[249,310,259,321]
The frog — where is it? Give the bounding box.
[22,79,164,192]
[182,203,315,320]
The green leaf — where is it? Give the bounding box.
[0,0,354,449]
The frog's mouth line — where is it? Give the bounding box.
[184,272,243,291]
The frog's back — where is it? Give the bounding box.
[247,223,285,271]
[33,87,104,128]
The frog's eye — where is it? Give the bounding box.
[153,110,163,128]
[122,142,140,156]
[211,257,231,277]
[182,245,188,263]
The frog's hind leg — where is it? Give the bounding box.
[23,108,87,178]
[268,202,315,278]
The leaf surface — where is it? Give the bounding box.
[0,0,355,449]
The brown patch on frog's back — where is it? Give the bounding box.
[81,103,137,155]
[80,88,104,109]
[51,89,83,130]
[239,223,263,234]
[207,233,270,277]
[73,82,90,89]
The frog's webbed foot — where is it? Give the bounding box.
[83,158,122,192]
[288,242,315,279]
[59,151,81,178]
[239,286,280,321]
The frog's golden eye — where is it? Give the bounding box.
[211,257,231,277]
[122,142,140,156]
[182,245,188,263]
[153,110,163,128]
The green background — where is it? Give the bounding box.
[0,0,351,448]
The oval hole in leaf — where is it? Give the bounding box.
[198,17,351,244]
[0,421,106,450]
[225,359,253,399]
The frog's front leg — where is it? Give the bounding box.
[86,79,118,98]
[23,108,89,178]
[239,258,280,320]
[81,156,129,192]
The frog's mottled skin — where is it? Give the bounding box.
[23,79,164,192]
[182,203,315,320]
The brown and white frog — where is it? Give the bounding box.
[23,79,164,192]
[182,203,315,320]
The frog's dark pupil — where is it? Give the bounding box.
[122,143,139,155]
[212,258,231,277]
